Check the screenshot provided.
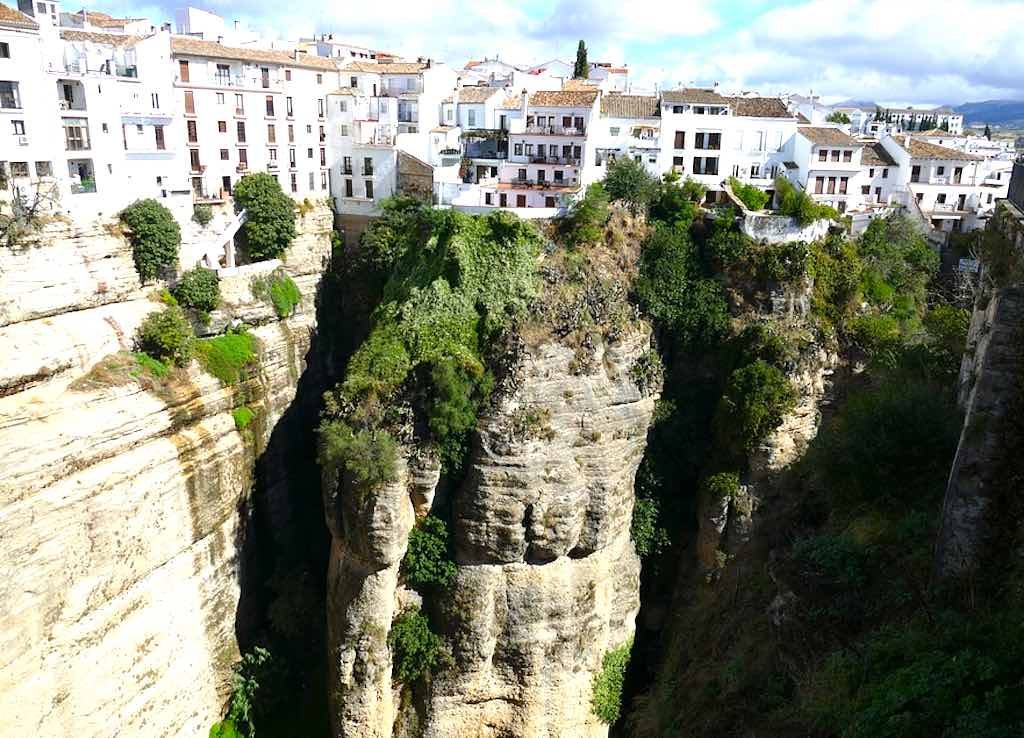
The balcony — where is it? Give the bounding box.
[342,166,353,175]
[523,125,585,137]
[363,167,374,176]
[528,155,580,166]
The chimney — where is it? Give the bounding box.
[426,58,432,69]
[234,19,240,30]
[520,88,528,119]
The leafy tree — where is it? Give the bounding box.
[774,176,838,225]
[563,182,610,245]
[649,172,700,227]
[573,40,588,79]
[120,198,181,281]
[427,357,494,472]
[172,267,220,312]
[388,609,447,683]
[135,305,194,366]
[403,515,457,589]
[858,213,938,320]
[704,216,752,269]
[714,359,797,454]
[318,420,398,490]
[591,639,632,724]
[603,157,657,213]
[233,172,297,261]
[193,203,213,227]
[251,270,301,317]
[727,176,770,212]
[826,111,852,124]
[631,496,671,558]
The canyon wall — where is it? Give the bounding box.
[0,206,332,737]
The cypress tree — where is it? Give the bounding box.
[573,40,588,79]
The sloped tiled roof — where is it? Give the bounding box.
[328,87,358,96]
[563,78,598,91]
[452,86,500,104]
[339,60,428,74]
[798,126,860,147]
[497,94,522,109]
[724,96,792,118]
[528,89,599,107]
[0,4,38,29]
[73,9,146,28]
[172,36,338,70]
[60,29,146,46]
[662,88,726,105]
[904,138,982,161]
[861,142,896,167]
[918,128,951,137]
[600,94,659,119]
[796,112,811,124]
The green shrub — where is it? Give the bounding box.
[219,647,278,738]
[793,533,871,589]
[234,172,297,261]
[252,270,301,317]
[808,379,960,504]
[591,639,632,724]
[133,351,170,378]
[233,406,255,431]
[426,358,494,473]
[403,515,457,589]
[388,609,447,683]
[700,471,741,503]
[774,176,838,225]
[193,203,213,227]
[858,213,938,320]
[563,182,610,246]
[649,171,700,227]
[135,306,194,366]
[704,218,752,269]
[603,157,657,213]
[631,496,671,559]
[634,223,729,346]
[208,720,243,738]
[120,198,181,281]
[808,234,864,333]
[714,360,797,454]
[194,331,256,384]
[826,111,851,124]
[318,420,398,490]
[629,349,663,396]
[728,176,770,211]
[750,240,809,283]
[173,267,221,312]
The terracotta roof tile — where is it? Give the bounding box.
[798,126,860,147]
[662,88,726,105]
[563,78,598,91]
[73,10,147,28]
[339,60,429,74]
[600,94,659,119]
[497,94,522,109]
[528,89,599,108]
[171,36,338,71]
[724,96,793,119]
[452,86,501,103]
[904,138,982,161]
[60,29,147,46]
[0,4,38,29]
[796,112,811,124]
[861,142,896,167]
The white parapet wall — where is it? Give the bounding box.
[741,212,832,244]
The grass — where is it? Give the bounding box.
[70,351,170,391]
[233,406,255,431]
[195,331,257,385]
[252,270,302,318]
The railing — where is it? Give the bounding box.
[523,125,585,136]
[342,166,353,174]
[528,156,580,166]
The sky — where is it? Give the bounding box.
[76,0,1024,106]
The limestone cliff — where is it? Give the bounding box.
[0,206,333,737]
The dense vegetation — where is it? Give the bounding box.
[120,198,181,281]
[388,609,448,683]
[727,176,770,212]
[135,305,193,366]
[402,515,457,589]
[194,330,257,385]
[173,267,221,313]
[592,639,633,724]
[252,270,302,318]
[234,172,297,261]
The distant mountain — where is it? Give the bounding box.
[833,99,877,110]
[954,99,1024,127]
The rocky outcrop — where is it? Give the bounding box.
[324,325,656,737]
[0,205,333,737]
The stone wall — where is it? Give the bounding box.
[0,204,333,737]
[741,213,831,244]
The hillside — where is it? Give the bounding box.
[955,99,1024,127]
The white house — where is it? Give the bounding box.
[722,96,798,189]
[857,140,899,206]
[658,88,730,195]
[592,93,661,178]
[788,126,865,213]
[877,106,964,135]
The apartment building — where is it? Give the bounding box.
[789,126,865,213]
[878,106,964,135]
[857,141,899,206]
[328,59,455,219]
[592,93,661,177]
[488,88,598,210]
[298,34,393,62]
[723,96,797,188]
[171,36,337,200]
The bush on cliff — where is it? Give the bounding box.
[318,420,398,489]
[234,172,296,261]
[173,267,221,312]
[120,198,181,281]
[194,330,256,385]
[774,176,838,225]
[603,157,658,213]
[251,270,301,318]
[135,305,194,366]
[714,359,797,454]
[388,609,447,683]
[403,515,457,589]
[727,176,770,212]
[591,639,633,724]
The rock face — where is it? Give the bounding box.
[324,328,656,738]
[0,206,333,737]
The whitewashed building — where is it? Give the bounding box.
[592,94,661,177]
[788,126,865,213]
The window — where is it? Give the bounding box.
[187,120,198,143]
[307,147,313,159]
[216,64,230,84]
[238,149,248,168]
[0,43,9,59]
[537,169,546,183]
[672,156,684,167]
[190,148,201,170]
[235,94,244,114]
[674,130,685,148]
[484,192,493,205]
[316,73,323,84]
[818,149,827,162]
[155,125,165,150]
[178,60,189,82]
[220,149,229,160]
[882,167,888,179]
[518,168,527,180]
[861,185,870,195]
[343,156,352,174]
[695,132,721,150]
[514,143,523,156]
[289,149,296,167]
[831,150,840,162]
[869,168,875,177]
[290,173,297,193]
[35,160,51,177]
[839,176,848,195]
[339,100,348,113]
[216,92,225,104]
[345,178,353,197]
[936,193,947,204]
[309,171,315,190]
[236,121,246,143]
[285,97,294,117]
[11,120,24,135]
[318,98,324,117]
[320,148,326,166]
[217,120,227,133]
[288,125,294,143]
[467,109,476,127]
[954,167,963,183]
[692,156,718,175]
[268,124,276,143]
[751,163,760,178]
[269,148,277,161]
[261,67,269,89]
[814,176,824,194]
[365,179,373,199]
[10,161,29,177]
[610,126,620,136]
[319,125,326,142]
[827,176,836,194]
[63,118,89,150]
[151,93,159,109]
[843,150,852,162]
[546,196,556,208]
[911,165,921,183]
[554,170,564,183]
[321,171,327,190]
[350,76,358,88]
[363,157,373,175]
[183,90,195,115]
[340,124,349,136]
[266,96,275,117]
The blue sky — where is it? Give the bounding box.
[74,0,1024,105]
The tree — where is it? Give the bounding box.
[603,157,657,213]
[172,267,221,312]
[120,198,181,281]
[573,40,588,79]
[562,182,609,245]
[233,172,297,261]
[826,111,851,124]
[984,124,992,140]
[135,305,195,366]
